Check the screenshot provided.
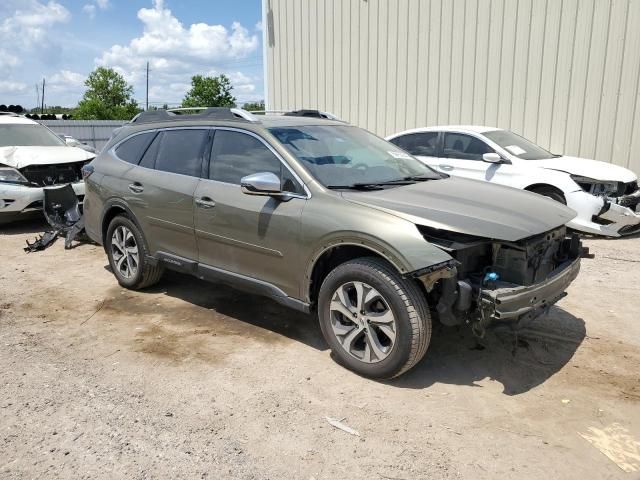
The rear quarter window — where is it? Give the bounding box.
[114,132,155,164]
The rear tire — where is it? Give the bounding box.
[318,257,431,379]
[106,215,163,289]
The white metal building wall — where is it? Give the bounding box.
[263,0,640,172]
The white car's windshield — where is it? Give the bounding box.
[483,130,556,161]
[269,125,443,189]
[0,124,66,147]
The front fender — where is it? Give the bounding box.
[299,195,453,300]
[506,165,581,193]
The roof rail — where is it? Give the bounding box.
[130,107,259,124]
[251,109,344,121]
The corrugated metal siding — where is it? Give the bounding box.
[40,120,126,151]
[264,0,640,172]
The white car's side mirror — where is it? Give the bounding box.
[482,153,503,164]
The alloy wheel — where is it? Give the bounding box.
[111,225,139,279]
[329,281,397,363]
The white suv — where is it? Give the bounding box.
[0,113,94,224]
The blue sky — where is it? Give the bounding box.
[0,0,264,108]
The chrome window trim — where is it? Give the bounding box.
[109,126,311,199]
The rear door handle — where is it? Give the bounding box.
[195,197,216,209]
[128,182,144,193]
[439,164,454,171]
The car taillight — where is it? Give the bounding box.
[81,164,94,180]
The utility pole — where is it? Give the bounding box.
[146,61,149,111]
[41,78,45,114]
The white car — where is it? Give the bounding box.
[0,114,94,224]
[387,126,640,237]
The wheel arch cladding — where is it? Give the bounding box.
[304,235,452,306]
[101,201,144,248]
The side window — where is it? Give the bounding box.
[443,133,493,160]
[210,130,304,194]
[114,132,155,164]
[390,132,438,156]
[153,129,208,177]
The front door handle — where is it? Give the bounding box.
[128,182,144,193]
[195,197,216,209]
[439,164,454,171]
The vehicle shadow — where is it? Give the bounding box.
[390,306,586,395]
[142,271,584,395]
[0,215,49,236]
[145,270,328,351]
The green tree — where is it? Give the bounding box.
[74,67,140,120]
[182,74,235,108]
[242,101,265,111]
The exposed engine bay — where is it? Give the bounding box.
[415,225,584,336]
[573,177,640,211]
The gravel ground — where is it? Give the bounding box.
[1,219,639,479]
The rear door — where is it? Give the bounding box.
[125,128,210,260]
[193,128,307,297]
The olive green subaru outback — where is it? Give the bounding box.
[83,108,583,378]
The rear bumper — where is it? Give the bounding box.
[479,256,581,326]
[0,182,85,215]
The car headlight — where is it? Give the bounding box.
[570,175,620,196]
[0,164,29,185]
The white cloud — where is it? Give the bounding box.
[83,0,109,18]
[0,1,70,72]
[0,51,19,69]
[82,4,96,19]
[0,1,70,46]
[95,0,260,104]
[49,70,85,88]
[99,1,257,66]
[0,80,28,93]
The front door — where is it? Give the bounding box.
[194,128,307,297]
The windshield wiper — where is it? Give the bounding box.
[363,175,440,186]
[326,183,385,190]
[402,174,441,181]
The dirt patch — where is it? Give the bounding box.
[1,218,639,479]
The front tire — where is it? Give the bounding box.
[106,215,163,289]
[318,257,432,379]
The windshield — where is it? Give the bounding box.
[269,125,442,188]
[483,130,554,160]
[0,124,66,147]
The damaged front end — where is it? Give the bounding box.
[572,176,640,236]
[413,226,584,336]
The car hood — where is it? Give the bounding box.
[0,146,94,169]
[341,177,576,242]
[528,156,637,183]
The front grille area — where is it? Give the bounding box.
[19,161,88,187]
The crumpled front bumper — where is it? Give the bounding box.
[478,256,581,327]
[0,181,85,215]
[565,190,640,237]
